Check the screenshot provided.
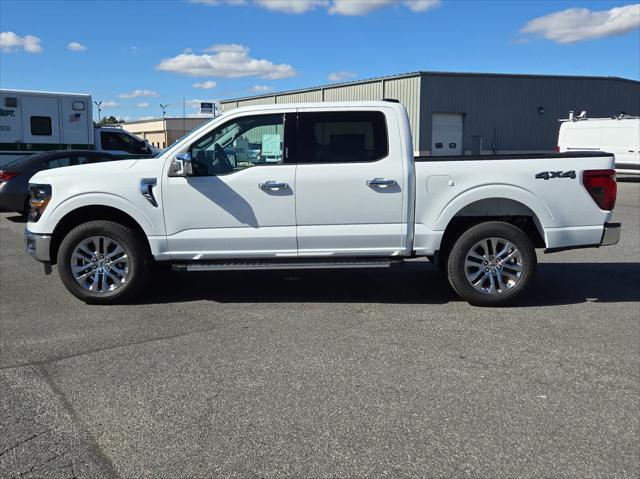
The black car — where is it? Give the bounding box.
[0,150,120,216]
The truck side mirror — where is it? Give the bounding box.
[171,152,193,177]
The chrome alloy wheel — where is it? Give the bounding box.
[71,236,129,293]
[464,237,524,295]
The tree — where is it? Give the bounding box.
[99,115,124,125]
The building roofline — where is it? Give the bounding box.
[220,70,639,104]
[220,71,422,103]
[119,117,211,125]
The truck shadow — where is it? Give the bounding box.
[135,262,639,307]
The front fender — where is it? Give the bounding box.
[34,192,156,236]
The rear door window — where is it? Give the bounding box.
[101,131,147,154]
[44,156,75,168]
[296,111,388,163]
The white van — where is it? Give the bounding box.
[0,89,155,165]
[558,112,640,175]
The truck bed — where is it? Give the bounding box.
[411,151,616,255]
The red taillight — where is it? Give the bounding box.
[583,169,617,211]
[0,170,19,182]
[555,145,560,152]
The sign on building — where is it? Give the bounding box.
[200,102,214,114]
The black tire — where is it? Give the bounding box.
[21,197,30,218]
[446,221,536,306]
[57,220,150,304]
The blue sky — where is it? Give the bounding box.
[1,0,638,121]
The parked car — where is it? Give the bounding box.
[0,150,120,215]
[558,112,640,175]
[24,101,620,306]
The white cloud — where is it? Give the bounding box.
[136,102,150,108]
[193,80,217,89]
[254,0,327,14]
[404,0,440,12]
[117,89,160,99]
[520,4,640,44]
[188,0,247,5]
[0,31,42,53]
[328,71,357,81]
[67,41,87,52]
[188,0,440,15]
[100,101,119,109]
[250,84,274,92]
[137,115,155,121]
[156,43,297,79]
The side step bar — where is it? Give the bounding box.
[172,258,404,272]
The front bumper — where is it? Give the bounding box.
[25,229,51,262]
[600,222,621,246]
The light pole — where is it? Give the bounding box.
[160,104,170,148]
[94,100,103,123]
[160,103,169,120]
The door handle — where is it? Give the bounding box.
[366,178,396,188]
[259,181,289,190]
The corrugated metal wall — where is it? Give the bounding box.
[276,90,323,103]
[220,73,639,155]
[384,76,421,152]
[236,96,277,108]
[419,73,640,154]
[219,74,422,152]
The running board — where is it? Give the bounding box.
[172,258,403,272]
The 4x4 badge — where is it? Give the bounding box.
[535,170,576,180]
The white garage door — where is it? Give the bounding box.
[431,113,463,156]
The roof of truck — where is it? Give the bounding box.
[0,88,91,97]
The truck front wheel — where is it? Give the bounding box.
[57,220,150,304]
[446,221,537,306]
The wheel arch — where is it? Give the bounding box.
[50,205,151,265]
[435,196,547,267]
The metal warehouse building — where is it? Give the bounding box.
[220,71,640,156]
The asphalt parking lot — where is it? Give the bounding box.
[1,181,638,478]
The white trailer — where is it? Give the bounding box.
[0,89,156,165]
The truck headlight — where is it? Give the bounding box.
[28,184,52,222]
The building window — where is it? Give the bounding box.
[449,142,456,149]
[435,142,443,149]
[30,116,52,136]
[297,111,388,163]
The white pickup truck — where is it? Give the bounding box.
[24,101,620,306]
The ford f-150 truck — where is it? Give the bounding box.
[24,101,620,306]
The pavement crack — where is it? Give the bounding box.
[1,323,224,372]
[0,428,52,458]
[18,449,64,477]
[37,363,121,479]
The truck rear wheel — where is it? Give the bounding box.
[57,220,150,304]
[446,221,536,306]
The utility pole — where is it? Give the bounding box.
[160,104,170,148]
[93,100,103,123]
